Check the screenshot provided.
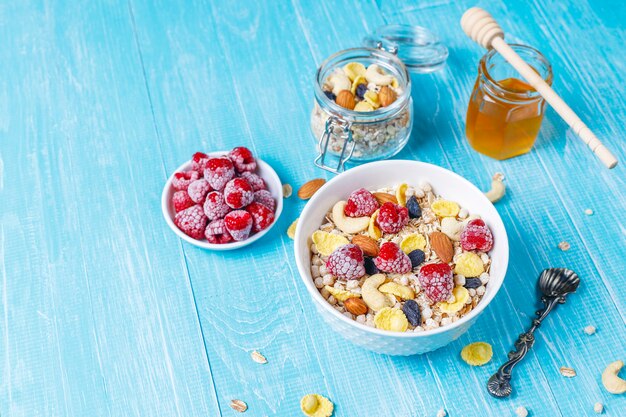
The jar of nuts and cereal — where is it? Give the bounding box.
[311,25,448,173]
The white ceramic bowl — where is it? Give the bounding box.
[162,151,283,250]
[294,160,508,355]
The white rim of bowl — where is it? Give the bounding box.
[294,160,509,337]
[161,151,283,250]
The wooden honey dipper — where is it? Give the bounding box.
[461,7,618,169]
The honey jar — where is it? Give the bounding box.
[466,44,553,160]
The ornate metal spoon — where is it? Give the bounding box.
[487,268,580,398]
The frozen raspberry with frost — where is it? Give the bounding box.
[344,188,379,217]
[223,178,254,209]
[374,242,412,274]
[205,219,233,244]
[172,190,195,213]
[204,157,235,191]
[187,178,212,203]
[239,171,266,191]
[253,189,275,211]
[174,205,208,240]
[326,244,366,280]
[376,202,409,234]
[224,210,253,241]
[191,152,209,172]
[228,146,257,172]
[246,202,275,233]
[418,263,454,302]
[461,219,494,252]
[172,171,199,191]
[203,191,231,220]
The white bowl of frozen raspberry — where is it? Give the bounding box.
[294,160,509,356]
[162,147,283,250]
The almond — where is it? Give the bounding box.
[379,86,397,107]
[297,178,326,200]
[373,192,398,205]
[344,297,368,316]
[336,90,356,110]
[429,232,454,263]
[351,234,379,257]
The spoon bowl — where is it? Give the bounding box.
[538,268,580,297]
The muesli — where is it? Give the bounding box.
[309,182,494,332]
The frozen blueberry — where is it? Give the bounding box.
[364,256,379,275]
[464,277,482,289]
[323,91,336,101]
[402,300,421,326]
[408,249,426,268]
[355,84,368,99]
[406,196,422,219]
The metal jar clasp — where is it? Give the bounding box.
[314,116,355,174]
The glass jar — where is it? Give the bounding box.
[311,25,448,173]
[466,44,553,160]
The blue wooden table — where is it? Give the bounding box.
[2,0,625,416]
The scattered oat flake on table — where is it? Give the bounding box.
[560,366,577,377]
[584,208,594,216]
[229,399,248,413]
[436,409,447,417]
[558,241,571,251]
[250,350,267,364]
[593,402,603,413]
[584,325,597,335]
[515,406,528,417]
[282,183,293,198]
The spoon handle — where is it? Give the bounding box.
[487,295,565,398]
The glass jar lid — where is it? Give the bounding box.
[362,25,448,73]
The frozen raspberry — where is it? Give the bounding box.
[174,205,208,240]
[253,189,275,211]
[191,152,209,172]
[187,178,212,203]
[223,178,254,209]
[461,219,494,252]
[418,263,454,303]
[224,210,253,241]
[376,202,409,234]
[239,171,266,191]
[344,188,379,217]
[374,242,412,274]
[246,202,275,233]
[203,191,231,220]
[326,244,366,280]
[172,190,195,212]
[228,146,257,172]
[172,170,199,191]
[204,157,235,191]
[204,219,233,244]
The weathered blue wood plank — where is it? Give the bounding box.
[0,1,220,416]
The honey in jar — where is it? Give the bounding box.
[466,45,553,160]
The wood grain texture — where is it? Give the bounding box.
[1,0,625,416]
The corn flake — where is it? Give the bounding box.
[400,233,426,253]
[431,200,460,217]
[354,101,374,112]
[287,218,299,239]
[461,342,493,366]
[300,393,334,417]
[438,286,469,314]
[454,252,484,277]
[312,230,349,256]
[379,282,415,300]
[374,307,409,332]
[343,62,366,81]
[368,210,382,240]
[395,183,408,207]
[364,91,380,109]
[324,285,360,302]
[350,75,367,94]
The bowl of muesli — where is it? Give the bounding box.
[294,160,508,355]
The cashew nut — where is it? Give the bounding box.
[361,274,392,312]
[484,172,506,203]
[328,70,351,96]
[602,360,626,394]
[365,64,393,86]
[331,201,369,234]
[441,217,463,241]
